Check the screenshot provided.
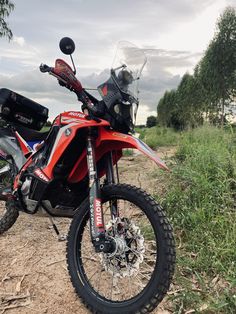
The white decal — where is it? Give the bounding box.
[68,112,85,118]
[34,168,49,182]
[94,199,103,227]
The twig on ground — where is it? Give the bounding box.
[46,259,65,267]
[167,288,185,295]
[24,249,37,265]
[0,300,31,312]
[18,241,29,250]
[1,274,10,283]
[10,258,18,267]
[62,265,67,272]
[15,274,26,294]
[1,292,30,304]
[30,258,42,268]
[137,173,142,188]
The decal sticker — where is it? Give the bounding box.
[61,117,90,124]
[34,168,50,182]
[14,113,33,125]
[65,128,72,136]
[112,132,128,139]
[67,112,85,118]
[94,198,103,228]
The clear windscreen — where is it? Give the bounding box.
[112,41,147,99]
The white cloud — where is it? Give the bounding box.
[0,0,234,123]
[13,36,25,47]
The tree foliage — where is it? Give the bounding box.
[0,0,14,40]
[146,115,157,128]
[157,6,236,129]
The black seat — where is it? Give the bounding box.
[13,124,50,142]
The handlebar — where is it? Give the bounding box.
[39,62,105,118]
[39,63,53,73]
[39,63,68,86]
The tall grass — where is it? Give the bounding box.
[155,125,236,313]
[137,126,180,148]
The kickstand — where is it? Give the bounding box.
[48,216,67,241]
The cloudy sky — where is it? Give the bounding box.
[0,0,235,124]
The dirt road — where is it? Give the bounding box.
[0,151,173,314]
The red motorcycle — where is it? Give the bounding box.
[0,38,175,314]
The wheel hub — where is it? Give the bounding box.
[101,218,145,278]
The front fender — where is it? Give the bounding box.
[99,129,169,171]
[68,128,169,183]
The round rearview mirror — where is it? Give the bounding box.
[59,37,75,55]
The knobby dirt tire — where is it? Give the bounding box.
[0,200,19,234]
[67,184,175,314]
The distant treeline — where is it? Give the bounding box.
[157,7,236,130]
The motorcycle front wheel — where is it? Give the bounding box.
[67,184,175,314]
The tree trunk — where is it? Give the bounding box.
[221,94,225,127]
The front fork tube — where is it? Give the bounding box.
[86,136,104,237]
[86,136,114,253]
[105,152,119,218]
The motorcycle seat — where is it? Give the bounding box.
[14,124,50,142]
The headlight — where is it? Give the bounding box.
[114,104,120,114]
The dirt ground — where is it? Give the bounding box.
[0,149,174,314]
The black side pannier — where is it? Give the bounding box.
[0,88,48,130]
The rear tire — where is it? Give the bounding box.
[67,184,175,314]
[0,200,18,234]
[0,167,18,234]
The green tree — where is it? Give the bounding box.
[146,115,157,128]
[158,6,236,129]
[198,6,236,126]
[176,73,204,129]
[0,0,14,40]
[158,73,204,130]
[157,89,180,129]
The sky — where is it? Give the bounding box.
[0,0,235,124]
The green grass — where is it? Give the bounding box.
[152,125,236,313]
[123,149,134,156]
[138,126,180,148]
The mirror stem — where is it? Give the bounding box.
[70,55,76,74]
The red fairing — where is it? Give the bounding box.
[42,113,110,179]
[53,111,103,127]
[54,59,83,92]
[38,110,168,183]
